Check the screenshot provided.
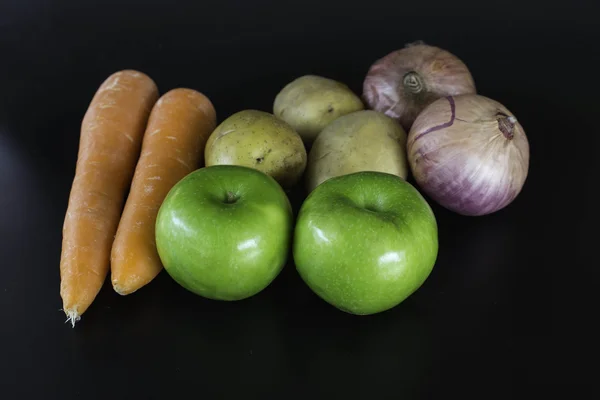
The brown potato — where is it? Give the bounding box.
[305,110,409,193]
[273,75,364,144]
[205,110,307,188]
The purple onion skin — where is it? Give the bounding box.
[363,42,476,132]
[407,94,530,216]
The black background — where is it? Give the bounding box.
[0,0,597,398]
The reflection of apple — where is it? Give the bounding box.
[293,171,438,315]
[155,165,293,301]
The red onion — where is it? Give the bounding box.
[363,42,476,131]
[407,94,530,216]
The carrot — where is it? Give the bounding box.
[60,70,159,327]
[110,88,217,295]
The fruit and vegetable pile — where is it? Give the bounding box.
[59,41,530,326]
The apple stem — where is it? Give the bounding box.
[226,191,237,204]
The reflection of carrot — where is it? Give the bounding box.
[111,88,217,295]
[60,70,159,327]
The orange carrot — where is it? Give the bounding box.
[110,88,217,295]
[60,70,159,326]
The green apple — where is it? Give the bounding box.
[155,165,293,301]
[293,171,438,315]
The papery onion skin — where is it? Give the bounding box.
[363,42,476,131]
[407,94,530,216]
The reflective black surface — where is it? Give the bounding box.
[0,0,597,398]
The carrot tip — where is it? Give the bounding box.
[112,282,138,296]
[64,309,81,328]
[113,284,126,295]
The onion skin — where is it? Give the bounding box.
[363,42,476,131]
[407,94,530,216]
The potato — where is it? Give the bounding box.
[273,75,364,144]
[305,110,408,193]
[205,109,307,188]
